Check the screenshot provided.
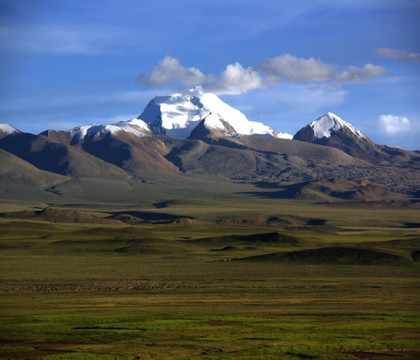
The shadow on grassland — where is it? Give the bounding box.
[185,232,300,248]
[235,246,414,265]
[108,211,194,224]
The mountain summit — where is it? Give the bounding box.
[293,112,379,159]
[66,89,287,141]
[138,88,278,139]
[305,112,366,140]
[0,124,21,139]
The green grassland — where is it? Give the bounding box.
[0,197,419,359]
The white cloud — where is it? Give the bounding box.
[370,114,419,150]
[257,54,336,82]
[138,57,266,95]
[206,62,265,95]
[378,114,411,134]
[138,55,387,95]
[374,48,420,62]
[338,64,387,83]
[257,55,386,84]
[139,56,206,88]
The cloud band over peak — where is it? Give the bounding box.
[137,55,387,95]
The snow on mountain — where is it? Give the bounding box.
[293,112,380,159]
[0,123,21,137]
[277,132,293,140]
[70,118,150,140]
[309,112,366,139]
[138,88,276,138]
[63,88,290,141]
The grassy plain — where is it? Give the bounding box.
[0,197,419,359]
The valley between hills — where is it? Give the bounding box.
[0,93,419,359]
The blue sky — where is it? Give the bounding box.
[1,0,419,149]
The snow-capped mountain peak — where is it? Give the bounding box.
[310,112,366,139]
[138,92,208,138]
[0,123,21,137]
[293,112,378,159]
[138,89,276,138]
[66,89,288,140]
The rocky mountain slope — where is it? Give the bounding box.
[0,148,69,192]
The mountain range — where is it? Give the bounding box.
[1,90,419,205]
